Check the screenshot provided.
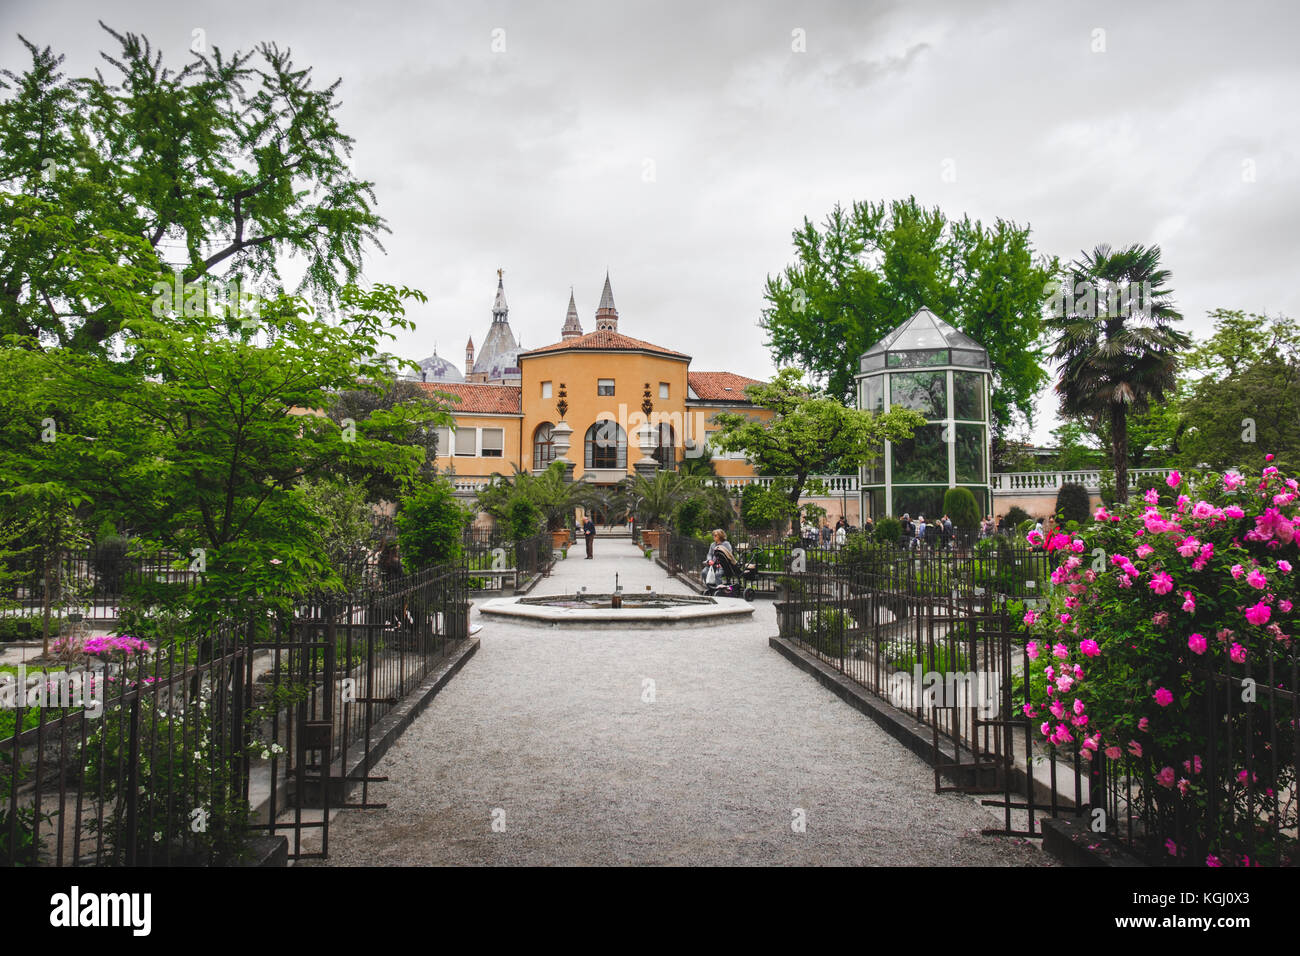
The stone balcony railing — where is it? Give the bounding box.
[450,468,1177,499]
[990,467,1175,494]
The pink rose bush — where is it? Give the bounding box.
[1017,461,1298,866]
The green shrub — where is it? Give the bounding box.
[942,487,980,531]
[807,608,849,655]
[507,498,542,540]
[1054,482,1091,526]
[891,644,970,674]
[1003,505,1030,530]
[673,496,707,539]
[0,614,45,642]
[740,483,774,532]
[873,516,903,545]
[396,478,469,572]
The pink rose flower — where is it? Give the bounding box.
[1245,602,1272,626]
[1188,633,1207,654]
[1149,571,1174,595]
[1138,716,1150,731]
[1181,592,1196,613]
[1154,687,1173,707]
[1055,675,1074,692]
[1136,544,1154,558]
[1246,569,1268,589]
[1166,470,1181,488]
[1231,564,1245,580]
[1023,610,1038,626]
[1281,599,1293,613]
[1223,505,1245,519]
[1105,745,1122,760]
[1129,740,1143,757]
[1278,560,1292,574]
[1052,643,1068,659]
[1230,643,1247,664]
[1026,641,1039,660]
[1144,488,1160,505]
[1156,766,1176,788]
[1079,639,1099,657]
[1072,698,1085,715]
[1206,854,1222,867]
[1223,471,1244,491]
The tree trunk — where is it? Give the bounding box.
[1111,404,1130,505]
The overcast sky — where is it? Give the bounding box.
[5,0,1297,444]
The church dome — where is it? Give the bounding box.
[410,351,464,383]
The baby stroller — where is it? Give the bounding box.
[703,546,759,601]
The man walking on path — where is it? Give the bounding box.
[583,515,596,559]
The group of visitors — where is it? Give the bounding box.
[799,515,866,549]
[898,513,959,550]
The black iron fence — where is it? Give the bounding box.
[2,559,472,866]
[463,531,555,592]
[776,541,1298,865]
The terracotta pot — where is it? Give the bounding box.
[641,529,661,551]
[551,529,571,550]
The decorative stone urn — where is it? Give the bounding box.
[633,420,658,479]
[550,420,576,549]
[551,420,575,483]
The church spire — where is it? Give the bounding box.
[561,288,583,340]
[492,268,508,324]
[594,271,618,332]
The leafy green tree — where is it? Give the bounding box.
[395,478,468,572]
[1046,243,1189,504]
[760,197,1056,433]
[10,284,434,616]
[297,475,376,589]
[327,379,452,501]
[0,24,386,350]
[1175,310,1300,473]
[710,368,925,515]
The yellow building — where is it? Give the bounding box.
[413,272,770,493]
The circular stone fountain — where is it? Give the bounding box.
[478,591,754,627]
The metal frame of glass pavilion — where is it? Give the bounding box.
[855,307,993,522]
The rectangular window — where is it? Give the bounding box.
[454,427,477,457]
[659,382,669,399]
[433,426,451,457]
[481,428,504,458]
[597,378,615,396]
[541,381,553,399]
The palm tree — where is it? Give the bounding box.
[677,445,718,479]
[624,471,693,529]
[1047,243,1189,504]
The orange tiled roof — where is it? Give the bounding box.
[519,329,690,360]
[415,382,522,415]
[688,371,764,402]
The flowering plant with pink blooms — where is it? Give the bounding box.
[1018,459,1298,866]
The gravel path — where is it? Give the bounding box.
[312,539,1051,866]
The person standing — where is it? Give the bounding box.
[583,515,596,559]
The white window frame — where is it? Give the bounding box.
[659,382,669,399]
[541,381,553,399]
[597,378,615,396]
